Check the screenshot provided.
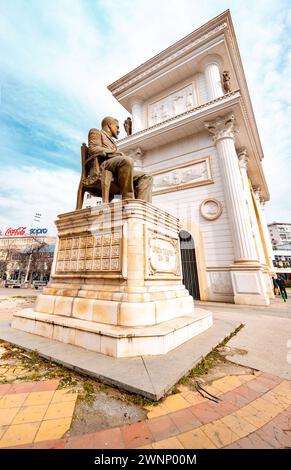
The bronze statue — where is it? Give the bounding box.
[123,116,132,136]
[222,71,231,93]
[88,116,153,202]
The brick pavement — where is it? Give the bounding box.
[0,371,290,449]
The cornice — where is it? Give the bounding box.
[108,11,230,97]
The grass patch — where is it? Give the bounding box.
[178,324,244,386]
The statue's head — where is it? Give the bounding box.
[101,116,120,139]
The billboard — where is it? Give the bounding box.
[1,227,48,237]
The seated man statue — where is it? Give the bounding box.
[88,116,153,202]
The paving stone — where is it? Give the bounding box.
[0,393,29,409]
[43,401,76,420]
[201,419,240,448]
[233,383,261,402]
[255,422,291,449]
[152,436,184,449]
[162,394,190,412]
[234,432,274,449]
[0,421,40,448]
[0,407,19,426]
[12,404,48,425]
[220,390,250,408]
[121,421,153,448]
[147,415,179,442]
[145,403,169,419]
[78,427,125,449]
[33,439,65,449]
[177,428,217,449]
[221,412,257,438]
[24,391,55,406]
[189,402,223,424]
[0,384,12,395]
[34,417,72,442]
[169,408,202,433]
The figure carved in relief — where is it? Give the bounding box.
[186,90,194,110]
[222,71,231,93]
[123,117,132,136]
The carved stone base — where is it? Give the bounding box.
[12,200,213,357]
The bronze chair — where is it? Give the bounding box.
[76,144,120,209]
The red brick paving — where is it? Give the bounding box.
[121,421,153,448]
[169,408,202,433]
[2,373,290,449]
[147,415,179,442]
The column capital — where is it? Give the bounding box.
[205,113,237,143]
[238,147,249,170]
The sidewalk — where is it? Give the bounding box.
[0,372,290,448]
[0,295,290,448]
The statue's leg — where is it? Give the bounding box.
[133,171,153,202]
[102,156,135,199]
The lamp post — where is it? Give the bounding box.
[24,212,42,286]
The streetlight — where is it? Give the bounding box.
[24,212,42,284]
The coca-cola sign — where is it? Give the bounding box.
[5,227,27,236]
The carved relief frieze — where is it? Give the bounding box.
[152,157,212,195]
[56,229,122,274]
[148,84,195,126]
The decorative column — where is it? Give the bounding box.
[253,189,275,271]
[130,98,144,133]
[203,56,224,101]
[238,149,274,300]
[205,113,269,305]
[238,148,266,265]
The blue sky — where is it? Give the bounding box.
[0,0,291,234]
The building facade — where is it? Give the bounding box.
[0,232,55,283]
[268,222,291,246]
[107,10,274,305]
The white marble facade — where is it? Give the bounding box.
[108,11,274,306]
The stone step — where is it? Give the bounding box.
[12,308,213,358]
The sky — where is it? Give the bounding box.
[0,0,290,235]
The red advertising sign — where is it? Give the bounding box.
[5,227,27,236]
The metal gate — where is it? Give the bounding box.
[179,230,200,300]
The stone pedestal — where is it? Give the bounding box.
[12,200,213,357]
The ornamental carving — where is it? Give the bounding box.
[56,230,122,273]
[152,158,212,195]
[200,198,223,221]
[238,147,249,170]
[149,84,196,126]
[147,231,181,277]
[205,113,236,142]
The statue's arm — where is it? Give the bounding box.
[88,129,112,156]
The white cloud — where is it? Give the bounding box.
[0,166,79,235]
[0,0,290,225]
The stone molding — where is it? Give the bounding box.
[200,198,223,220]
[110,23,227,95]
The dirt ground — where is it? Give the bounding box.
[0,293,255,435]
